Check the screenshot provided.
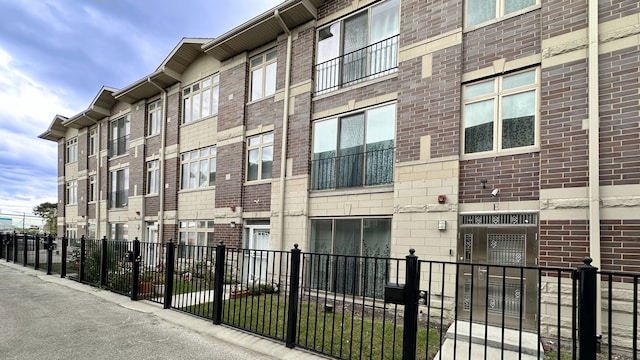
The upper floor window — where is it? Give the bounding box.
[66,180,77,204]
[66,138,78,163]
[315,0,400,94]
[108,114,130,157]
[108,168,129,209]
[147,100,162,136]
[147,160,160,195]
[183,74,220,124]
[250,51,277,101]
[180,146,217,190]
[463,68,538,155]
[312,104,395,190]
[466,0,537,27]
[89,128,97,156]
[247,133,273,181]
[88,175,97,202]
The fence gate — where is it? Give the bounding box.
[457,212,539,330]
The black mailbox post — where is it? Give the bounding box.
[384,283,406,305]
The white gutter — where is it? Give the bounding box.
[274,9,292,250]
[587,0,602,336]
[148,78,168,243]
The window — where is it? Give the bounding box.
[87,223,96,240]
[89,128,97,156]
[108,114,130,157]
[463,69,538,155]
[178,220,215,260]
[108,168,129,208]
[312,104,395,190]
[182,74,220,124]
[65,223,77,240]
[250,51,277,101]
[466,0,537,27]
[147,100,162,136]
[309,218,391,298]
[88,175,97,202]
[109,223,128,241]
[66,180,77,205]
[247,133,273,181]
[315,0,400,93]
[66,138,78,163]
[180,146,217,190]
[147,160,160,195]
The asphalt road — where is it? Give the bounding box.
[0,264,277,360]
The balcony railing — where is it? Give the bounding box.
[108,189,129,209]
[311,146,394,190]
[314,35,399,94]
[108,134,129,157]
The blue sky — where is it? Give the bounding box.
[0,0,283,216]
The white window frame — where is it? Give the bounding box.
[246,132,274,181]
[108,168,129,209]
[65,223,77,240]
[89,128,97,156]
[462,68,539,158]
[109,114,130,157]
[66,138,78,163]
[88,175,97,203]
[180,146,217,190]
[464,0,539,28]
[66,180,77,205]
[147,160,160,195]
[182,74,220,124]
[178,220,215,260]
[249,50,277,101]
[147,100,162,136]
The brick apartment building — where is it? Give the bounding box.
[40,0,639,336]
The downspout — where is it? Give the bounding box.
[84,112,101,239]
[274,9,293,251]
[587,0,602,336]
[148,78,168,243]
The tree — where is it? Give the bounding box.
[33,202,57,236]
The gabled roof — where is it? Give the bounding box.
[62,87,118,129]
[38,115,69,142]
[203,0,325,61]
[113,38,212,104]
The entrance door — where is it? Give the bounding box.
[457,213,538,330]
[244,224,270,283]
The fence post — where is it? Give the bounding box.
[402,249,420,360]
[100,236,108,287]
[163,240,175,309]
[79,235,86,282]
[22,232,28,266]
[46,235,53,275]
[578,257,598,360]
[1,233,5,260]
[131,238,141,301]
[212,241,226,324]
[34,234,40,270]
[61,236,67,278]
[286,244,302,348]
[12,231,18,263]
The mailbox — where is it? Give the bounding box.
[384,283,406,305]
[125,251,134,262]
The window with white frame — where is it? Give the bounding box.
[182,74,220,124]
[109,223,128,241]
[87,223,96,240]
[463,68,538,155]
[88,175,97,202]
[89,128,98,156]
[247,133,273,181]
[147,100,162,136]
[147,160,160,195]
[109,114,130,157]
[108,168,129,208]
[312,104,395,190]
[66,180,78,204]
[466,0,537,27]
[178,220,215,260]
[66,138,78,163]
[180,146,217,190]
[250,51,277,101]
[65,223,77,240]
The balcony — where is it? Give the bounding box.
[108,135,130,157]
[108,190,129,209]
[314,35,399,95]
[311,147,394,191]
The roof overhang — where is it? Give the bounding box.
[38,115,68,142]
[203,0,325,61]
[113,38,211,103]
[62,87,117,129]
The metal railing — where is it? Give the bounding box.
[108,134,129,157]
[311,147,394,190]
[314,35,399,94]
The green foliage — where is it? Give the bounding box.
[33,202,57,236]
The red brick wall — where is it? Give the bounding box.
[599,0,640,22]
[317,0,352,19]
[541,0,587,40]
[601,220,640,273]
[242,183,272,212]
[165,92,180,147]
[214,224,242,248]
[400,0,462,47]
[163,158,178,212]
[218,63,247,132]
[215,142,243,209]
[539,219,589,269]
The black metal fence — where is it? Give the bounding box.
[1,232,639,360]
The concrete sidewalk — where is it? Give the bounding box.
[0,261,328,360]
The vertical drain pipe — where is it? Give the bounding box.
[587,0,602,337]
[148,78,167,243]
[274,9,292,250]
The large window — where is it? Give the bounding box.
[109,223,128,241]
[315,0,399,93]
[178,220,215,260]
[65,223,77,240]
[463,69,538,155]
[66,180,77,205]
[88,175,97,202]
[466,0,537,27]
[247,133,273,181]
[147,160,160,195]
[89,128,97,156]
[312,104,395,190]
[108,114,130,157]
[147,100,162,136]
[66,138,78,163]
[108,168,129,209]
[309,218,391,298]
[183,74,220,124]
[250,51,277,101]
[180,146,216,190]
